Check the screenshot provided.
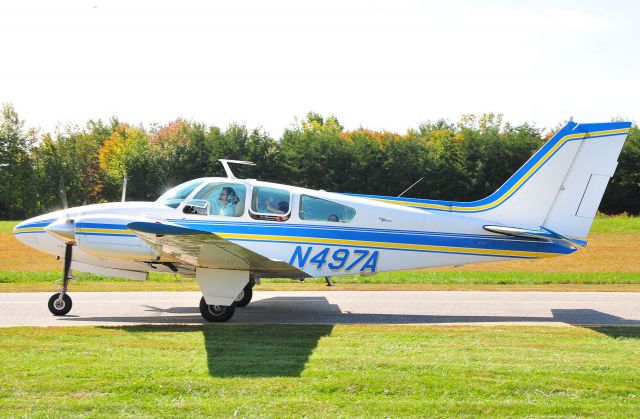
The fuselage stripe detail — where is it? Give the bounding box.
[216,233,561,258]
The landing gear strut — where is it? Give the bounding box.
[48,243,73,316]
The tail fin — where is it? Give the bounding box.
[355,121,631,239]
[463,121,631,237]
[541,122,631,239]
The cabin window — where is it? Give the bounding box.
[250,186,291,221]
[156,179,206,208]
[299,195,356,223]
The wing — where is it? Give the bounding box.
[127,221,306,278]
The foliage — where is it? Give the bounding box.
[0,104,38,218]
[0,105,638,218]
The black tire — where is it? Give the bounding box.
[234,283,253,308]
[48,293,72,316]
[199,297,236,322]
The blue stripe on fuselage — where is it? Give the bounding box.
[75,219,574,256]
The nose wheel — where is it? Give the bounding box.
[48,293,72,316]
[48,243,74,316]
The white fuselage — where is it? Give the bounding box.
[14,178,570,280]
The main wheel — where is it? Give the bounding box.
[199,297,236,322]
[234,283,253,308]
[48,293,72,316]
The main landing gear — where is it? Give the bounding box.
[199,276,256,322]
[48,243,73,316]
[234,277,255,307]
[199,297,236,322]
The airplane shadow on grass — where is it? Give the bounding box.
[57,296,640,377]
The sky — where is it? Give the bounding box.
[1,0,639,137]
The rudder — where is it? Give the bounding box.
[542,122,631,239]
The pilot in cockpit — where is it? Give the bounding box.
[218,187,239,216]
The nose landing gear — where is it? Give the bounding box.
[48,243,73,316]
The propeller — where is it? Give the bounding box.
[58,174,68,209]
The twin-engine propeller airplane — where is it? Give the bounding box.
[14,121,632,322]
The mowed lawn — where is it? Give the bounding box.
[0,324,638,417]
[1,216,640,291]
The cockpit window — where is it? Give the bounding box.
[156,179,206,208]
[299,195,356,223]
[192,183,246,217]
[250,186,291,221]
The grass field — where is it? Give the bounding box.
[0,324,638,416]
[2,216,639,291]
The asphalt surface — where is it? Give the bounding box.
[1,291,640,327]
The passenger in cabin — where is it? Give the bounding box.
[277,201,289,214]
[273,201,290,221]
[327,214,339,222]
[218,187,239,216]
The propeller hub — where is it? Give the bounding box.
[44,217,76,244]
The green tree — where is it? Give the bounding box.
[0,104,37,218]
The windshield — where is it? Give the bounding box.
[156,179,206,208]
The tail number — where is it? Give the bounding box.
[289,246,379,272]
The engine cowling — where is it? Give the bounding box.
[74,214,161,261]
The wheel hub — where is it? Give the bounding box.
[208,305,225,315]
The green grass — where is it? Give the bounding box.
[589,213,640,234]
[3,271,640,294]
[0,325,639,416]
[0,221,19,233]
[2,270,640,285]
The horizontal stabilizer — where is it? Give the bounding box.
[483,225,586,249]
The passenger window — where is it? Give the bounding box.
[250,186,291,221]
[184,183,246,217]
[299,195,356,223]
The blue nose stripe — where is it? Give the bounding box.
[13,219,56,234]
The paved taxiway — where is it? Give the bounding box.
[1,291,639,327]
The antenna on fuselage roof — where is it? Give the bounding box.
[397,176,424,197]
[218,159,255,179]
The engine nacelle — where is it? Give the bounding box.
[75,214,161,262]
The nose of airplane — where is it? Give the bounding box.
[13,215,56,246]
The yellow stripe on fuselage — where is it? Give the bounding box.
[14,227,44,233]
[217,233,560,258]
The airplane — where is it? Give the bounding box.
[13,121,632,322]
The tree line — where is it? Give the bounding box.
[0,103,638,219]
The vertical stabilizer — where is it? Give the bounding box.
[542,122,631,239]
